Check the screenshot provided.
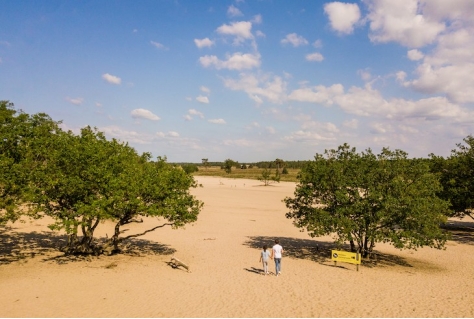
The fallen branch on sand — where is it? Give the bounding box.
[170,256,191,272]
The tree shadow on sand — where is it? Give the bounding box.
[0,228,176,265]
[442,219,474,245]
[243,236,414,269]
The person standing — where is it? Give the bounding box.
[259,244,270,275]
[271,239,283,276]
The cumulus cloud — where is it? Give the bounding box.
[194,38,214,48]
[196,95,210,104]
[407,49,424,60]
[343,119,359,129]
[101,125,153,144]
[208,118,226,124]
[281,33,308,47]
[324,2,361,35]
[365,0,445,47]
[223,72,287,104]
[288,84,344,105]
[131,108,161,121]
[216,21,253,45]
[102,73,121,85]
[227,5,243,17]
[199,52,261,70]
[66,97,84,105]
[168,131,180,137]
[187,108,204,119]
[306,52,324,62]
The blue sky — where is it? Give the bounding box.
[1,0,473,162]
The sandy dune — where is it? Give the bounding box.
[1,176,473,317]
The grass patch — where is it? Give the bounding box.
[192,166,300,182]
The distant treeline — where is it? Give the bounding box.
[172,160,311,169]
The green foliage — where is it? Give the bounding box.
[430,135,474,220]
[0,101,61,225]
[224,158,237,174]
[285,143,449,257]
[257,168,280,186]
[282,167,289,175]
[181,163,199,174]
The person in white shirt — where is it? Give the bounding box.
[271,239,283,276]
[259,244,270,275]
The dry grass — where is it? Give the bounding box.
[192,166,300,182]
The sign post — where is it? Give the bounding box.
[331,250,361,271]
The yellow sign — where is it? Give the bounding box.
[331,250,361,271]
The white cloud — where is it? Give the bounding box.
[208,119,226,124]
[407,49,424,60]
[281,33,308,47]
[66,97,84,105]
[358,69,372,81]
[199,52,260,70]
[223,72,287,104]
[288,84,344,105]
[131,108,161,121]
[188,109,204,119]
[305,52,324,62]
[200,86,211,93]
[405,27,474,103]
[227,5,243,17]
[313,39,323,48]
[266,126,276,134]
[216,21,253,45]
[255,30,265,37]
[150,41,167,50]
[196,95,210,104]
[343,119,359,129]
[168,131,180,137]
[324,2,361,35]
[252,14,263,24]
[102,73,121,85]
[365,0,445,47]
[194,38,214,48]
[101,125,153,144]
[95,102,102,107]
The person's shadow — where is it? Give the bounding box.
[244,267,275,276]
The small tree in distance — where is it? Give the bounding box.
[224,158,237,174]
[257,168,280,186]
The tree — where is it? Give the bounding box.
[224,158,236,174]
[257,168,280,186]
[284,144,449,257]
[275,158,285,174]
[0,101,61,225]
[30,126,127,254]
[201,158,209,170]
[103,156,203,253]
[430,135,474,220]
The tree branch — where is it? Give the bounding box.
[121,222,174,241]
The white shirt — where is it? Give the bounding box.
[272,244,283,258]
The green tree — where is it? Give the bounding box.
[0,101,60,225]
[201,158,209,170]
[103,156,203,253]
[430,135,474,220]
[275,158,285,174]
[284,144,449,257]
[257,168,280,186]
[30,126,127,254]
[224,158,236,174]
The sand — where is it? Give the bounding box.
[0,176,473,318]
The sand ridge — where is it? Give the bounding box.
[0,176,473,317]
